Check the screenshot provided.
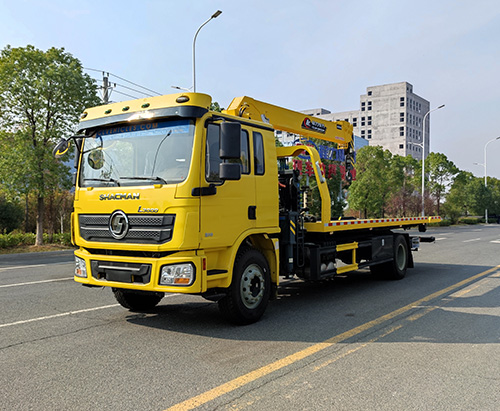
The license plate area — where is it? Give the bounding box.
[90,260,152,284]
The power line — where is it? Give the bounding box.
[84,68,162,96]
[112,90,141,100]
[113,82,156,98]
[109,72,162,96]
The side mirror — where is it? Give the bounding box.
[53,138,70,158]
[87,149,104,169]
[220,163,241,181]
[220,122,241,159]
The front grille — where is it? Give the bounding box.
[79,213,175,244]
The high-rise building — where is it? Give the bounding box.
[304,82,431,160]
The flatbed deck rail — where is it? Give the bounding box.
[305,216,442,233]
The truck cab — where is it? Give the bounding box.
[61,93,280,324]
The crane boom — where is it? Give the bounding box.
[223,95,356,181]
[223,96,353,149]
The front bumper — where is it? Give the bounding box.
[74,248,205,294]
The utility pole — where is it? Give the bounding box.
[102,72,111,103]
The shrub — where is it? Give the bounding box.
[458,216,482,225]
[0,232,36,248]
[0,231,73,249]
[429,219,451,227]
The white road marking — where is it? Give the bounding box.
[435,237,448,241]
[491,240,500,244]
[0,264,47,272]
[463,238,481,243]
[0,262,72,272]
[0,304,121,328]
[0,293,180,329]
[0,278,73,288]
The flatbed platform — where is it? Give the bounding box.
[304,216,442,233]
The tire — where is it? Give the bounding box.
[112,288,164,311]
[218,248,271,325]
[370,235,408,280]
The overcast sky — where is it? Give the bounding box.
[1,0,500,178]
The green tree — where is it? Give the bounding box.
[441,171,490,222]
[347,146,392,218]
[0,45,99,245]
[210,101,224,112]
[488,177,500,218]
[424,152,458,216]
[386,155,419,217]
[0,194,23,233]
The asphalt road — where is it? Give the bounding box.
[1,225,500,410]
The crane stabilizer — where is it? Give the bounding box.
[223,96,353,149]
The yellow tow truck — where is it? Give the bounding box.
[54,93,440,324]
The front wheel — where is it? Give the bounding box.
[218,248,271,325]
[112,288,164,311]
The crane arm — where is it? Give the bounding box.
[223,96,353,149]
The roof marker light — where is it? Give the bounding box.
[176,95,190,103]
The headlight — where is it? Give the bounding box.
[159,263,195,286]
[75,256,87,278]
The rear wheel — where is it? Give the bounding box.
[112,288,164,311]
[370,235,408,280]
[218,248,271,325]
[391,235,409,280]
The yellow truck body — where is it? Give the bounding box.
[58,92,439,324]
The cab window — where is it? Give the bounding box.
[253,132,265,175]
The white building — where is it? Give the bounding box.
[304,82,431,160]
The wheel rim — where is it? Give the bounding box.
[240,263,265,309]
[395,243,407,271]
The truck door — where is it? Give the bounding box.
[200,123,256,249]
[252,130,279,229]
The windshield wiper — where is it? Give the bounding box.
[83,178,120,186]
[119,176,168,184]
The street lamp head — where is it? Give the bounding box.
[193,10,222,93]
[171,85,192,92]
[437,104,445,109]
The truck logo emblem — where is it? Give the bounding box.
[99,193,140,200]
[109,210,129,240]
[302,118,326,134]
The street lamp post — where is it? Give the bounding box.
[482,136,500,223]
[421,104,445,217]
[192,10,222,93]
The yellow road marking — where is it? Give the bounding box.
[165,264,500,411]
[313,324,404,373]
[315,274,495,372]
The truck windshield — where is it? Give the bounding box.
[80,119,195,187]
